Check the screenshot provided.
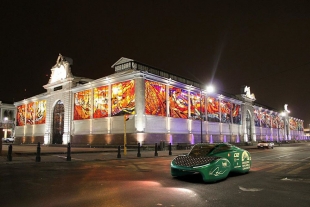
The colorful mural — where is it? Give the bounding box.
[74,89,92,120]
[271,115,277,128]
[35,100,46,124]
[145,80,166,116]
[254,110,288,129]
[254,109,260,127]
[265,113,271,128]
[232,103,241,124]
[26,102,35,125]
[16,105,26,126]
[261,112,267,127]
[111,80,135,116]
[189,92,204,120]
[289,118,297,130]
[220,100,232,123]
[207,97,219,122]
[279,118,284,129]
[93,85,109,118]
[298,120,304,131]
[276,116,283,129]
[169,86,188,119]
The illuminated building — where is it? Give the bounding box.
[0,101,16,139]
[13,55,306,145]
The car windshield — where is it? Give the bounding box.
[188,144,216,157]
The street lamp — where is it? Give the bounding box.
[200,85,215,143]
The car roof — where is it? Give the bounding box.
[195,143,233,147]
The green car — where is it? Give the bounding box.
[171,143,251,182]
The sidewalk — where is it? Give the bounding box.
[0,142,279,164]
[0,144,191,164]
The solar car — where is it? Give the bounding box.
[171,143,251,182]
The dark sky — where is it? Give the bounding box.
[2,0,310,127]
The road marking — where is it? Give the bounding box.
[287,163,310,175]
[276,154,293,159]
[253,153,293,160]
[239,186,263,192]
[266,163,299,173]
[301,156,310,161]
[281,177,310,183]
[52,155,84,161]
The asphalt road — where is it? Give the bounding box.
[0,143,309,207]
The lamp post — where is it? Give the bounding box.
[200,85,214,143]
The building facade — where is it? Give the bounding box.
[0,101,16,139]
[13,55,305,146]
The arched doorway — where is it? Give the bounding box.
[246,111,252,142]
[52,100,64,144]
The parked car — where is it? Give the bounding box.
[171,143,251,183]
[257,141,274,149]
[2,137,15,143]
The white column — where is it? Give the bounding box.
[44,97,51,144]
[134,76,145,132]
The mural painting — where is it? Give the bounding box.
[265,113,271,128]
[35,100,46,124]
[111,80,135,116]
[145,80,166,116]
[74,89,92,120]
[254,109,260,127]
[207,97,219,122]
[232,103,241,124]
[189,91,204,120]
[16,105,26,126]
[26,102,35,125]
[169,86,188,119]
[93,85,109,118]
[290,118,297,130]
[220,100,232,123]
[261,112,267,127]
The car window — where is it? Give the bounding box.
[189,145,216,157]
[212,145,231,153]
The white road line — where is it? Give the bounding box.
[266,163,299,173]
[301,156,310,161]
[288,163,310,175]
[52,155,84,161]
[254,154,292,160]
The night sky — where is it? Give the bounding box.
[2,0,310,127]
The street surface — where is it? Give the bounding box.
[0,143,310,207]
